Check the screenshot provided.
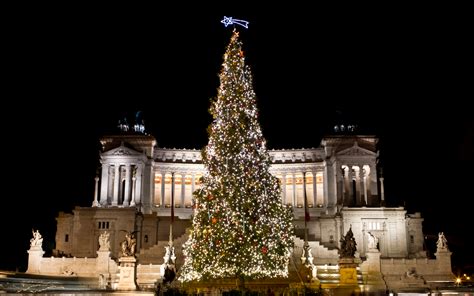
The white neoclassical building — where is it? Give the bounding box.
[48,128,453,292]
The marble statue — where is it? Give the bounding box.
[367,231,379,250]
[30,229,43,249]
[436,232,448,250]
[98,231,110,251]
[120,231,138,257]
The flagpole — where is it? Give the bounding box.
[303,172,308,243]
[169,172,174,248]
[301,172,313,269]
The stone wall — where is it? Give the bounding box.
[379,251,454,291]
[28,251,118,278]
[39,256,118,277]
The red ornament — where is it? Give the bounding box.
[261,246,268,254]
[212,217,218,224]
[208,194,213,200]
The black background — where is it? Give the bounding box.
[1,6,472,274]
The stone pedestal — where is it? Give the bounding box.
[333,258,361,295]
[26,248,45,274]
[363,250,386,293]
[366,250,381,273]
[338,258,358,285]
[117,256,137,291]
[435,249,455,279]
[97,250,111,273]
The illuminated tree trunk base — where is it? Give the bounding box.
[236,275,245,294]
[182,277,294,294]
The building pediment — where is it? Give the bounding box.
[102,145,143,157]
[337,143,376,157]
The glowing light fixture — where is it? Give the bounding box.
[221,16,249,29]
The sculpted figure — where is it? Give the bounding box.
[30,229,43,249]
[367,232,379,250]
[436,232,448,250]
[339,227,357,258]
[120,230,138,257]
[98,231,110,251]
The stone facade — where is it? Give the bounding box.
[46,132,454,292]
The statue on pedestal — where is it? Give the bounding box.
[30,229,43,249]
[436,232,448,250]
[98,231,110,251]
[367,231,379,250]
[340,227,357,258]
[120,231,138,257]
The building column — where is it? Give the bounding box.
[335,216,342,249]
[362,167,368,206]
[112,164,120,206]
[379,176,385,206]
[347,166,354,206]
[135,165,142,205]
[107,166,114,204]
[92,176,100,207]
[292,173,297,206]
[191,173,196,208]
[359,166,366,206]
[336,167,344,205]
[323,165,329,207]
[161,172,166,207]
[342,166,349,205]
[369,164,378,203]
[282,174,287,205]
[181,174,186,207]
[149,167,155,211]
[131,176,136,206]
[312,171,317,206]
[100,164,109,205]
[354,166,362,206]
[123,164,131,206]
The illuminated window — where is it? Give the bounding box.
[366,221,384,231]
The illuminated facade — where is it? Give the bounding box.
[51,131,453,291]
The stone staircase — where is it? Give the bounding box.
[291,237,364,285]
[138,232,189,268]
[293,237,339,265]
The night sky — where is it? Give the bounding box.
[1,8,472,273]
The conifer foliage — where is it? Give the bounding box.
[180,30,294,281]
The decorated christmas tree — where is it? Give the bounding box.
[180,30,294,282]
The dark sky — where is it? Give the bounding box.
[1,8,472,273]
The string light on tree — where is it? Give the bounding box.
[179,29,294,282]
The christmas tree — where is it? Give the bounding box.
[180,30,294,282]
